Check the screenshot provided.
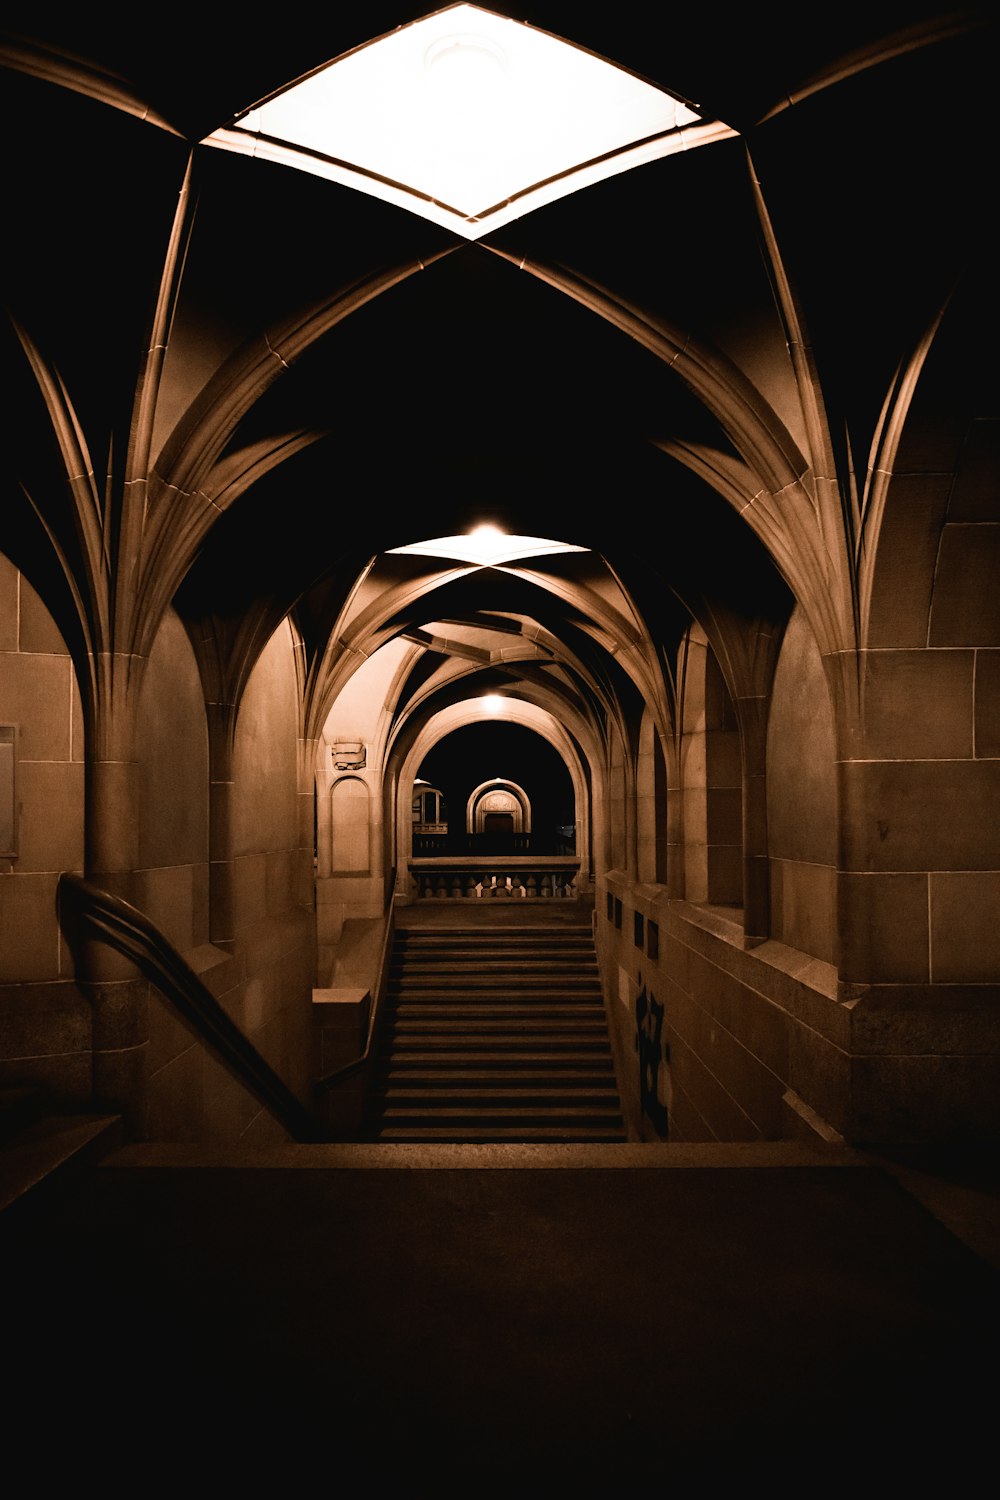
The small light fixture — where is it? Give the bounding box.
[388,528,586,566]
[482,694,504,713]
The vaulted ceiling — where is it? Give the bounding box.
[1,4,994,760]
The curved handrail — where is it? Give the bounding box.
[58,873,324,1143]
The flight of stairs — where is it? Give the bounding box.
[365,922,626,1143]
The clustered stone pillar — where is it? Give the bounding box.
[81,678,148,1134]
[207,701,238,953]
[739,693,770,949]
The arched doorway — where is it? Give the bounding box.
[468,779,530,836]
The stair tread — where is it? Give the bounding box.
[382,1044,613,1056]
[390,979,599,988]
[380,1102,623,1114]
[389,1002,605,1013]
[395,954,596,962]
[389,1020,611,1032]
[372,1127,627,1142]
[386,984,599,996]
[372,1068,618,1082]
[378,1048,615,1061]
[371,1092,620,1104]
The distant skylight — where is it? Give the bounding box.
[202,4,734,239]
[390,525,586,566]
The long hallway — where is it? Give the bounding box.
[2,10,999,1484]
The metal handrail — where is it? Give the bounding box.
[58,872,323,1142]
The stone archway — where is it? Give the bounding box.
[467,779,531,835]
[394,700,598,898]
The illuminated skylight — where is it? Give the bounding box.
[390,526,587,566]
[202,4,735,239]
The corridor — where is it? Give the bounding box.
[1,7,998,1480]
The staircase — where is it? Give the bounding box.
[365,920,626,1143]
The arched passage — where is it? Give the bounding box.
[393,698,597,899]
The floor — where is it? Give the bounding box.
[4,1139,998,1487]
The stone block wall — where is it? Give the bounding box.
[0,556,90,1103]
[596,875,847,1145]
[143,619,316,1141]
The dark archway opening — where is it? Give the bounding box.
[416,722,575,855]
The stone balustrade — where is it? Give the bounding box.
[408,857,580,900]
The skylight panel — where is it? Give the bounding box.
[389,526,587,566]
[202,4,735,238]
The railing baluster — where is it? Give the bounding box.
[408,859,580,900]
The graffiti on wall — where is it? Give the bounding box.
[635,978,669,1138]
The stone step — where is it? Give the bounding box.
[371,1125,627,1143]
[397,928,592,939]
[382,1035,613,1053]
[390,966,599,981]
[387,1012,608,1029]
[378,1047,616,1066]
[395,944,593,957]
[390,984,601,998]
[378,1105,624,1126]
[389,1000,604,1014]
[394,955,595,968]
[385,1036,610,1053]
[370,1086,622,1106]
[389,972,602,984]
[371,1067,619,1086]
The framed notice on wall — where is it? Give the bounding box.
[0,725,16,857]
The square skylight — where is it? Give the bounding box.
[202,4,734,239]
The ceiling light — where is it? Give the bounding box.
[389,529,587,566]
[482,694,504,712]
[202,4,734,239]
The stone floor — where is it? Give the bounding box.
[3,1138,997,1486]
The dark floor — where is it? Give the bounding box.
[4,1139,998,1487]
[4,902,997,1484]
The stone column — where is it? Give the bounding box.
[737,693,770,949]
[207,701,238,953]
[80,670,147,1134]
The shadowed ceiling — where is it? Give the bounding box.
[1,3,994,758]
